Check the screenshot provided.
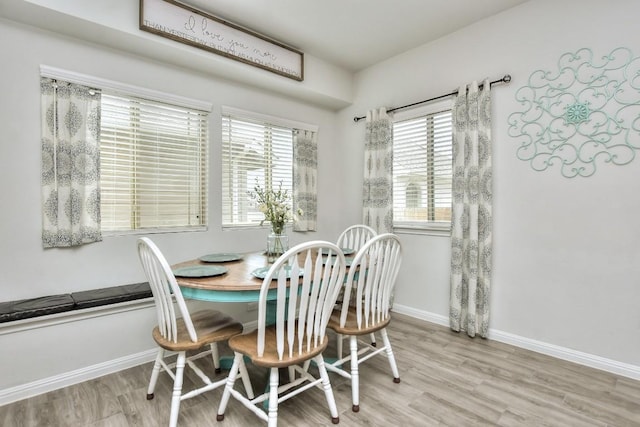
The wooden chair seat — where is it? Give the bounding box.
[327,306,390,337]
[229,325,329,368]
[152,309,244,352]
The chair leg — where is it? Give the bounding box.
[146,349,164,400]
[216,353,242,421]
[169,351,186,427]
[238,356,255,399]
[349,335,360,412]
[380,329,400,382]
[267,367,279,427]
[336,333,343,360]
[313,355,340,424]
[370,332,377,347]
[210,342,221,373]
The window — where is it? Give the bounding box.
[221,108,295,228]
[405,182,421,208]
[392,100,453,229]
[100,94,208,232]
[40,66,211,234]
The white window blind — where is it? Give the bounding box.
[222,112,294,228]
[392,108,453,227]
[100,93,208,232]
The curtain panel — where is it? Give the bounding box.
[449,80,493,338]
[362,107,393,233]
[41,78,102,248]
[293,129,317,231]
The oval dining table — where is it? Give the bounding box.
[173,249,354,313]
[172,248,353,380]
[172,251,280,303]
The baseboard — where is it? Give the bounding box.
[0,319,260,407]
[243,319,258,332]
[392,304,450,327]
[392,304,640,381]
[0,348,158,407]
[487,328,640,380]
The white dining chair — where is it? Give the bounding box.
[325,233,402,413]
[336,224,377,253]
[137,237,254,427]
[336,224,378,353]
[216,241,347,427]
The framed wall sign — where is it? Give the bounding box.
[140,0,304,81]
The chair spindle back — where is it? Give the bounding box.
[137,237,197,343]
[257,241,347,360]
[340,233,402,330]
[337,224,377,252]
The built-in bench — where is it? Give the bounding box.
[0,282,152,323]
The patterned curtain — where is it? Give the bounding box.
[293,129,317,231]
[41,78,102,248]
[449,80,493,338]
[363,108,393,233]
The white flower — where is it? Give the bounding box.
[249,181,303,234]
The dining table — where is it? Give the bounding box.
[171,248,351,377]
[172,248,354,303]
[172,251,282,303]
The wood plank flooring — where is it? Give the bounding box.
[1,314,639,426]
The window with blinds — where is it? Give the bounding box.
[221,111,294,228]
[100,93,208,232]
[392,103,453,228]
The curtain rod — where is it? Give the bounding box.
[353,74,511,122]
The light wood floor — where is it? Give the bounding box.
[2,314,639,426]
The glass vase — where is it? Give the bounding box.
[267,232,289,262]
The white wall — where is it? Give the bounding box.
[2,0,640,403]
[340,0,640,370]
[0,17,353,394]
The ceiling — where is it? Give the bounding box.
[186,0,529,72]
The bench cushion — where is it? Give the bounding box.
[0,283,152,323]
[71,282,152,309]
[0,294,75,323]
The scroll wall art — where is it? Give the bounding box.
[508,47,640,178]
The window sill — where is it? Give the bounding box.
[393,223,451,237]
[103,226,207,237]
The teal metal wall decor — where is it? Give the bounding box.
[508,47,640,177]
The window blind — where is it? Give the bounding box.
[100,93,208,232]
[392,109,453,225]
[222,113,293,228]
